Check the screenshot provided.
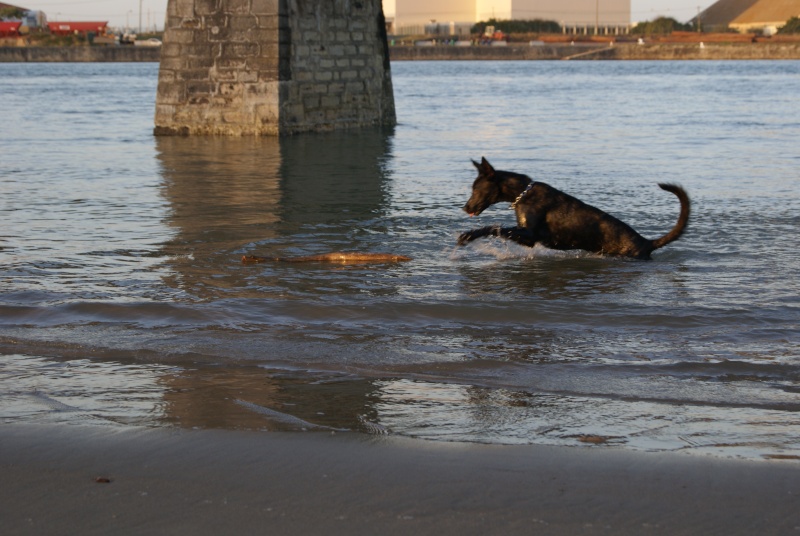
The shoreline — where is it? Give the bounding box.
[2,42,800,62]
[389,42,800,60]
[0,46,160,62]
[3,423,800,535]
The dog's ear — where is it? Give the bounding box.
[478,157,495,176]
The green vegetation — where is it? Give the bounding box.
[0,7,26,19]
[27,33,89,47]
[631,17,693,35]
[778,16,800,34]
[471,18,561,35]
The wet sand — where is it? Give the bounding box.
[2,424,799,535]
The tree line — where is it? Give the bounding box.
[469,16,800,36]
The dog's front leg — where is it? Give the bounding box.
[457,225,497,245]
[499,226,539,247]
[457,225,537,247]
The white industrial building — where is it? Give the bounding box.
[385,0,631,35]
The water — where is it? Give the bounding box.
[1,60,799,459]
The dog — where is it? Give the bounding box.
[458,158,690,260]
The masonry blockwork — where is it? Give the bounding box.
[154,0,396,136]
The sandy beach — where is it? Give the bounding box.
[2,423,799,535]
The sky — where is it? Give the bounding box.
[25,1,719,31]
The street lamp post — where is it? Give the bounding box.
[139,0,143,34]
[696,6,702,33]
[595,0,599,35]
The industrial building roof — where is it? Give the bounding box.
[699,0,800,28]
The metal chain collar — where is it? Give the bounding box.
[511,182,534,209]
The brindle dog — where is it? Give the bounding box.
[458,158,690,260]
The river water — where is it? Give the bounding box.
[1,60,798,459]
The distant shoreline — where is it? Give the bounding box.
[1,42,799,62]
[388,42,800,61]
[0,46,160,62]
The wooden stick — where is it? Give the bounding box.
[242,252,412,264]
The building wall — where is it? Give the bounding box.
[511,0,629,26]
[393,0,630,31]
[395,0,475,29]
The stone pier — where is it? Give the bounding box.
[154,0,395,136]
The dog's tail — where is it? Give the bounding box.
[650,184,690,251]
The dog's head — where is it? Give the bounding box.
[463,157,502,216]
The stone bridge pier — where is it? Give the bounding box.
[154,0,395,136]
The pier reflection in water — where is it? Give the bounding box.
[4,353,799,460]
[156,136,283,299]
[155,129,395,301]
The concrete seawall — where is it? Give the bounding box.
[0,46,161,62]
[2,42,799,63]
[388,42,800,61]
[602,42,800,60]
